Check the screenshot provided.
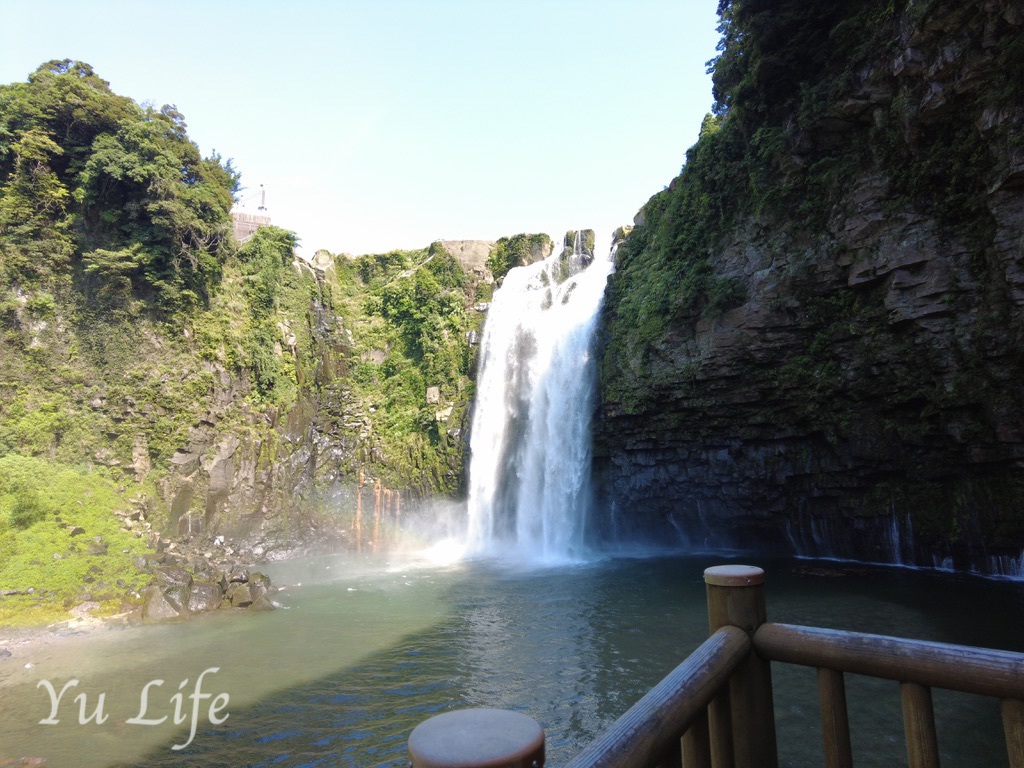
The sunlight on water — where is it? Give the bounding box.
[3,555,1022,768]
[0,552,451,768]
[402,538,467,568]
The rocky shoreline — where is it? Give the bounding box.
[133,532,282,621]
[0,530,289,669]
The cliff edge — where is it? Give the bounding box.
[596,0,1024,573]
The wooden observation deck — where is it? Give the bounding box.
[408,564,1024,768]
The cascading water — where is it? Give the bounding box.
[465,231,615,563]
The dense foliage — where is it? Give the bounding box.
[0,454,152,625]
[0,59,238,310]
[606,0,892,369]
[0,60,512,623]
[334,242,482,495]
[602,0,1022,405]
[486,233,552,281]
[0,62,288,621]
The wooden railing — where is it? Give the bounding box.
[754,622,1024,768]
[407,564,1024,768]
[563,565,779,768]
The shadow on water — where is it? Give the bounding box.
[128,556,713,768]
[0,551,460,768]
[762,562,1024,768]
[119,554,1024,768]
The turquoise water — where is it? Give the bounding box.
[1,553,1022,767]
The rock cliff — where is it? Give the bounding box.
[149,239,496,555]
[595,0,1024,574]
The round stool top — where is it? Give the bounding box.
[409,708,545,768]
[704,564,765,587]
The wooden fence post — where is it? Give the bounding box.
[704,565,778,768]
[408,708,545,768]
[901,682,940,768]
[818,667,853,768]
[1004,698,1024,768]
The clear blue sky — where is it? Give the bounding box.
[0,1,721,256]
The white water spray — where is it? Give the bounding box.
[465,231,615,563]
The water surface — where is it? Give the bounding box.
[1,553,1021,767]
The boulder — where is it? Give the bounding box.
[437,240,496,275]
[248,594,277,611]
[140,585,183,622]
[85,539,108,556]
[151,566,193,612]
[225,581,254,608]
[247,571,272,590]
[187,582,224,613]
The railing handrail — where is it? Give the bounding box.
[563,625,750,768]
[407,564,1024,768]
[754,621,1024,700]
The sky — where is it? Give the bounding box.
[0,1,721,257]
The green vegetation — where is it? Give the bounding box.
[486,233,552,281]
[0,60,499,623]
[0,62,326,624]
[601,109,751,406]
[605,0,895,383]
[602,0,1021,407]
[0,454,153,626]
[236,225,305,402]
[0,59,237,310]
[329,242,483,495]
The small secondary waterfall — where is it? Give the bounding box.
[465,231,615,563]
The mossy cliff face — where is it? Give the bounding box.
[595,0,1024,570]
[0,233,500,565]
[137,239,500,551]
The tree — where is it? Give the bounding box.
[237,225,300,399]
[0,61,238,307]
[0,128,74,282]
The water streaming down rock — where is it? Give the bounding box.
[459,229,1024,578]
[784,506,1024,578]
[465,230,615,563]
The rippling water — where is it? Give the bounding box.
[1,553,1022,767]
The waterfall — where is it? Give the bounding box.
[886,509,904,566]
[465,231,615,563]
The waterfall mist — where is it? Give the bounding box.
[465,231,615,564]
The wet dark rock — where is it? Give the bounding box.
[247,571,271,590]
[140,585,183,622]
[187,582,224,613]
[595,0,1024,572]
[135,552,276,621]
[151,566,193,612]
[225,581,254,608]
[248,594,277,611]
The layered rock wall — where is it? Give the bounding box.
[594,0,1024,573]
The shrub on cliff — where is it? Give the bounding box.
[0,60,238,310]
